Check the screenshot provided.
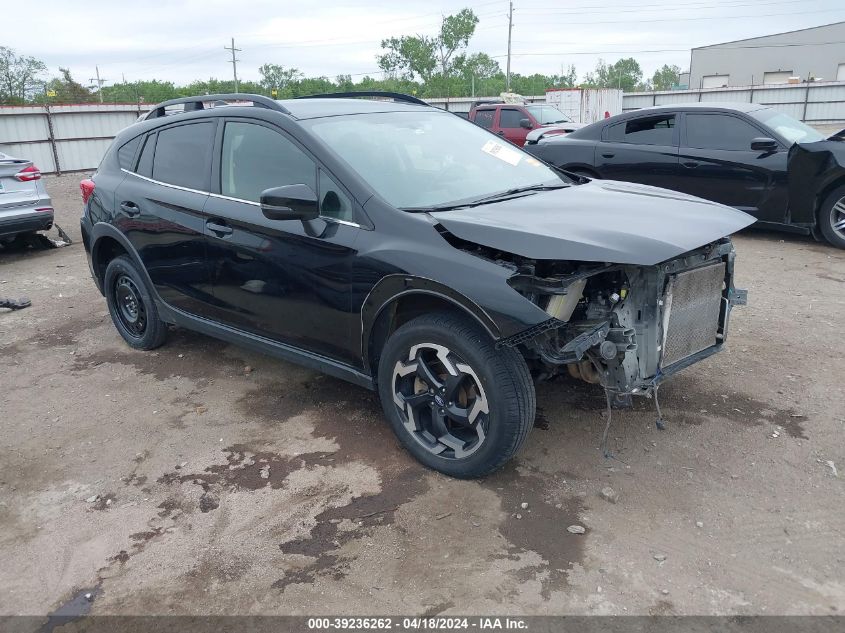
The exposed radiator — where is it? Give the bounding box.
[661,262,725,367]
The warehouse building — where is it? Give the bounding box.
[688,21,845,89]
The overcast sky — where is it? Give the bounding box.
[7,0,845,89]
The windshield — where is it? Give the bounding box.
[307,111,564,209]
[525,105,572,124]
[750,108,825,144]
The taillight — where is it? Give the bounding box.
[80,179,96,204]
[14,165,41,181]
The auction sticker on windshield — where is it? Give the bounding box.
[481,140,522,166]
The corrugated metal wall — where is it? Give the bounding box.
[622,80,845,122]
[0,104,146,173]
[2,85,844,173]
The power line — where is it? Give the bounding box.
[491,40,845,57]
[509,7,843,26]
[517,0,813,12]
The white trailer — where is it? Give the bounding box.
[545,88,623,124]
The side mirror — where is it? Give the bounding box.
[260,184,319,221]
[750,137,778,152]
[519,118,533,129]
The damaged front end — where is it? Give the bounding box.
[500,239,747,398]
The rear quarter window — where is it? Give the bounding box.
[136,134,156,177]
[117,136,142,170]
[605,114,676,146]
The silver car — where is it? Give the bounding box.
[0,151,54,243]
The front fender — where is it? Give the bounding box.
[361,275,502,369]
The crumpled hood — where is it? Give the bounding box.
[431,180,755,265]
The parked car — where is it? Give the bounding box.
[524,103,845,248]
[80,92,752,478]
[468,101,585,146]
[0,152,54,244]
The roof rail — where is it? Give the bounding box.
[294,91,429,107]
[144,93,290,120]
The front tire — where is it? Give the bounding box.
[104,255,168,350]
[377,312,535,478]
[818,184,845,249]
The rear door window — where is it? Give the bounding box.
[685,113,763,151]
[607,114,676,146]
[152,121,215,190]
[498,108,523,128]
[474,109,495,129]
[220,121,316,203]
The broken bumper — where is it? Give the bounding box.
[515,239,747,394]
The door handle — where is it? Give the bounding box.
[601,152,615,158]
[682,161,700,169]
[206,220,233,237]
[497,131,505,136]
[119,201,140,217]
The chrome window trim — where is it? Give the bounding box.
[121,168,208,197]
[120,168,362,228]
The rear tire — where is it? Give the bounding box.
[377,312,535,478]
[818,184,845,249]
[104,255,168,350]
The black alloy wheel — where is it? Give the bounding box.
[391,342,490,459]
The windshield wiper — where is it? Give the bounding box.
[402,183,570,213]
[465,183,570,205]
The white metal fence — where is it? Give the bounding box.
[0,103,147,174]
[2,82,844,174]
[622,80,845,123]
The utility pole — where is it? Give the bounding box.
[225,37,241,92]
[506,1,513,92]
[89,66,107,103]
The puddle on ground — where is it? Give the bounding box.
[38,584,101,633]
[482,466,585,599]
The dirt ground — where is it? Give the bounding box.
[1,173,843,618]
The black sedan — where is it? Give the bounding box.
[525,103,845,248]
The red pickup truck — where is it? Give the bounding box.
[466,101,584,146]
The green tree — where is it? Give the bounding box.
[0,46,47,104]
[335,74,355,91]
[583,57,642,92]
[652,64,681,91]
[45,68,92,103]
[100,79,179,105]
[377,8,479,81]
[559,64,578,88]
[258,64,302,94]
[454,52,500,81]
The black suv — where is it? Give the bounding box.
[80,92,752,478]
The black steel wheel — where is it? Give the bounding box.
[104,255,168,350]
[378,312,535,478]
[114,275,147,338]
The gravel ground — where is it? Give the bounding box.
[1,173,843,617]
